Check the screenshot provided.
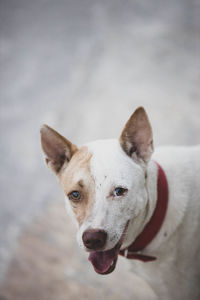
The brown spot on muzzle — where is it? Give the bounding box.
[59,146,95,225]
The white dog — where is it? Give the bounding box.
[40,107,200,300]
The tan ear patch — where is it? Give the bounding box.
[59,146,95,225]
[119,107,153,162]
[40,124,78,173]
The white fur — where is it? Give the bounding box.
[77,139,151,250]
[74,140,200,300]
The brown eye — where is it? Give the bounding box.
[68,191,81,201]
[113,187,128,197]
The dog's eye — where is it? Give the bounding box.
[113,187,128,197]
[68,191,81,201]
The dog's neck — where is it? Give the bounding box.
[121,160,158,250]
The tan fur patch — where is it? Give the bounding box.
[59,146,94,225]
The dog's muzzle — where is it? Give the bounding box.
[85,222,129,275]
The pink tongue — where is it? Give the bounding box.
[89,248,117,274]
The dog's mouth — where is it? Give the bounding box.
[88,221,129,275]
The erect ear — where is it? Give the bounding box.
[119,107,153,163]
[40,125,78,174]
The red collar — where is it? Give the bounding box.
[119,162,168,262]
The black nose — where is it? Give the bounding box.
[82,229,107,250]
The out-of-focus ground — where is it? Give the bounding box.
[0,0,200,299]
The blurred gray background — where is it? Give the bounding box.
[0,0,200,299]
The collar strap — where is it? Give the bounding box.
[119,162,169,262]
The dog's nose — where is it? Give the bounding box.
[82,229,107,250]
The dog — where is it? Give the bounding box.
[40,107,200,300]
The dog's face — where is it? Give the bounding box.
[40,107,153,274]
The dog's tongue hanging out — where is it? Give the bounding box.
[88,246,119,275]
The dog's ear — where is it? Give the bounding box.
[40,125,78,174]
[119,107,153,163]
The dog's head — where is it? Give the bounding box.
[40,107,154,274]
